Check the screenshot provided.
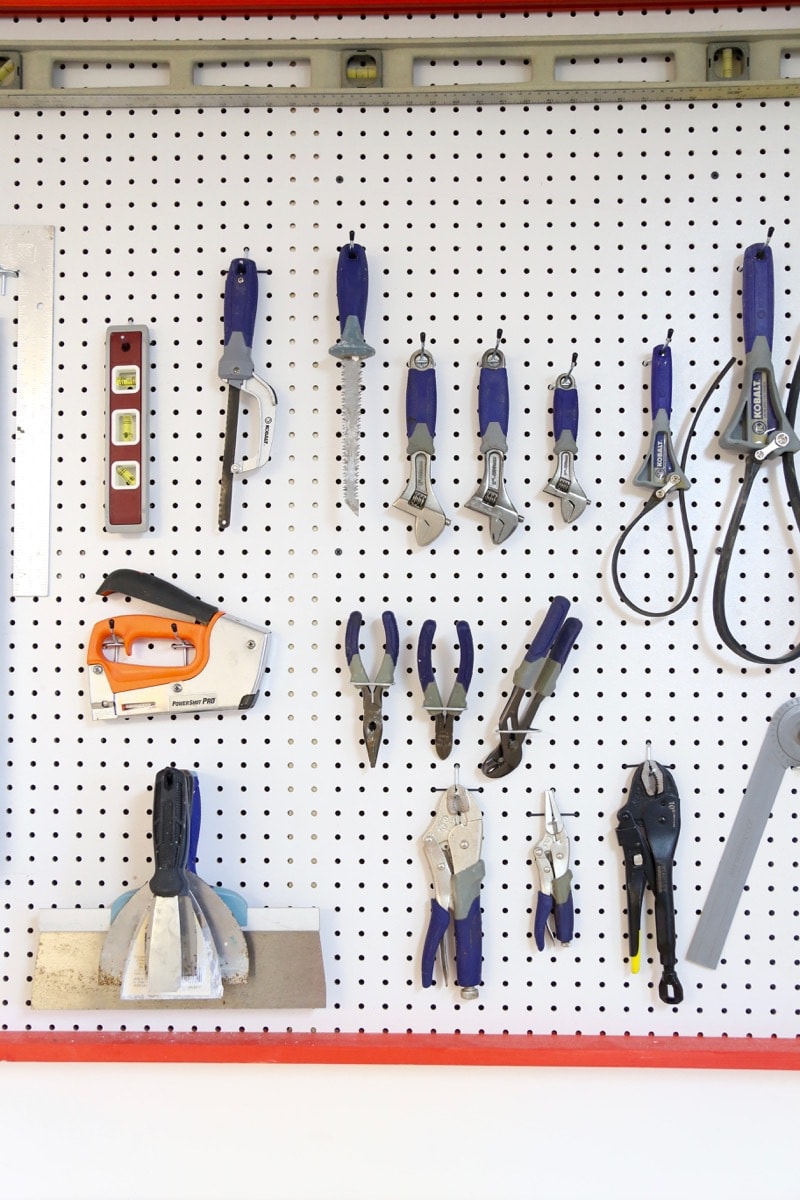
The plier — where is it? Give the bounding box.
[421,767,485,1000]
[480,596,583,779]
[616,745,684,1005]
[417,619,474,760]
[345,610,399,768]
[532,789,574,950]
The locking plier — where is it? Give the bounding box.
[616,746,683,1005]
[421,768,485,999]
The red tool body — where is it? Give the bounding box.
[105,325,148,534]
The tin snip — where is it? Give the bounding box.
[87,568,271,719]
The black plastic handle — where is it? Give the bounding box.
[97,570,219,625]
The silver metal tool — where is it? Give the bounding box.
[542,356,589,523]
[329,236,375,515]
[687,699,800,970]
[218,255,278,532]
[0,225,55,597]
[393,336,450,545]
[465,331,522,545]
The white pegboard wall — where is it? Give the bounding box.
[2,10,800,1045]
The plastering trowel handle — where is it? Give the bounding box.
[97,569,220,625]
[150,767,192,899]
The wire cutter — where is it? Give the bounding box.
[532,789,574,950]
[421,766,485,999]
[616,745,683,1005]
[480,596,583,779]
[417,619,474,760]
[345,610,399,767]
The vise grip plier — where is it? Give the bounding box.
[616,746,683,1006]
[532,789,574,950]
[421,766,485,999]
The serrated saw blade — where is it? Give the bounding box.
[341,359,362,515]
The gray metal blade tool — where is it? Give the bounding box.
[687,699,800,969]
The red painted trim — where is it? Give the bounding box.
[1,1031,798,1069]
[0,0,772,13]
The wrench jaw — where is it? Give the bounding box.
[393,452,450,546]
[465,450,522,545]
[543,453,589,524]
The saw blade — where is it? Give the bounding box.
[341,358,362,515]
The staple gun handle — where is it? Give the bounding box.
[742,241,774,353]
[97,570,219,625]
[87,612,218,693]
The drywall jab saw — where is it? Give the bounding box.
[87,569,271,720]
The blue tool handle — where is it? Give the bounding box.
[550,616,583,666]
[477,362,510,438]
[187,771,201,872]
[381,610,400,665]
[742,241,774,353]
[150,767,191,899]
[533,891,553,952]
[417,619,436,691]
[553,384,579,441]
[524,596,570,663]
[336,241,369,332]
[555,891,575,944]
[454,895,482,988]
[218,258,258,382]
[406,361,437,440]
[421,898,450,988]
[650,343,673,418]
[345,611,363,665]
[455,620,474,691]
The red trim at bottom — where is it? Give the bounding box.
[1,1031,798,1070]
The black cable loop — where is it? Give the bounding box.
[711,353,800,666]
[611,358,736,620]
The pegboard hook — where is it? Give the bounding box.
[0,263,19,297]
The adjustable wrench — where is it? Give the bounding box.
[465,333,522,545]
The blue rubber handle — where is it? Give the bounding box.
[223,258,258,355]
[381,610,400,666]
[478,363,510,438]
[417,620,436,691]
[455,620,474,692]
[533,891,553,952]
[345,611,362,665]
[454,895,482,988]
[553,385,579,441]
[406,362,437,441]
[742,241,774,353]
[524,596,570,664]
[421,898,450,988]
[555,891,575,944]
[187,771,201,872]
[549,616,583,666]
[650,344,673,418]
[336,241,369,333]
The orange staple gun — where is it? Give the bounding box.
[87,569,271,720]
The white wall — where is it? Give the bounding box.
[0,1062,798,1199]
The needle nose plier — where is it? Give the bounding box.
[417,619,474,760]
[345,610,399,768]
[421,767,485,999]
[616,746,683,1005]
[532,789,574,950]
[480,596,583,780]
